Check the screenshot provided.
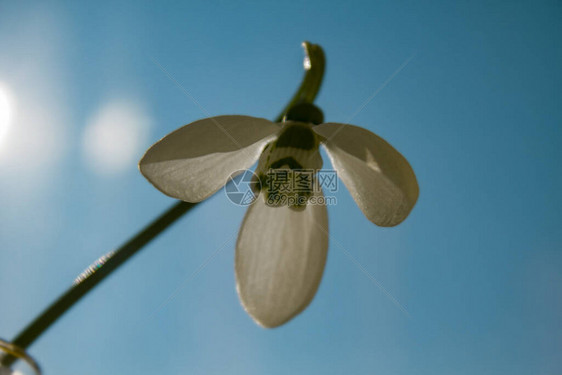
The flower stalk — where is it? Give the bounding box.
[275,41,325,123]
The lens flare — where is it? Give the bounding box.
[0,85,12,145]
[83,101,151,175]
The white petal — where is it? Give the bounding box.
[314,123,418,227]
[235,190,329,328]
[140,115,280,202]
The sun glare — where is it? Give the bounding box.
[0,85,12,145]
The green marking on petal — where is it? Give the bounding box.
[269,157,304,170]
[275,124,316,150]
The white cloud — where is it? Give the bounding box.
[82,100,151,175]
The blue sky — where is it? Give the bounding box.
[0,1,560,374]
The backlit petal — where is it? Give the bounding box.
[235,190,329,328]
[140,115,280,202]
[314,123,418,226]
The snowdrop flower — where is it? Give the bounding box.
[139,103,418,327]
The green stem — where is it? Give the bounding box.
[10,201,195,351]
[274,41,326,122]
[2,40,326,366]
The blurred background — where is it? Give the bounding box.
[0,1,560,374]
